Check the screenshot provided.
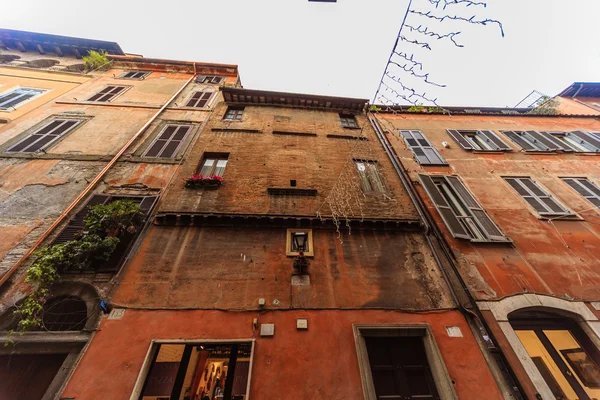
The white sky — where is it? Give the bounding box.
[2,0,599,107]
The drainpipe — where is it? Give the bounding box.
[572,83,584,98]
[368,112,529,400]
[0,73,196,290]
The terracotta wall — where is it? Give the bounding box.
[61,309,502,400]
[379,113,600,301]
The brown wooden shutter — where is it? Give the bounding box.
[418,175,471,239]
[502,131,537,151]
[478,130,512,151]
[52,194,111,245]
[446,129,473,150]
[445,176,506,241]
[570,131,600,152]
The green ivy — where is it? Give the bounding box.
[10,200,142,336]
[83,50,109,72]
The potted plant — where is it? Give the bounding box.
[184,175,223,189]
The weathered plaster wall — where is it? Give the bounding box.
[61,309,501,400]
[380,113,600,301]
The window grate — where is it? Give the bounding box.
[504,177,572,217]
[186,91,213,108]
[87,85,128,102]
[6,118,83,153]
[400,130,447,165]
[0,88,45,110]
[143,124,192,158]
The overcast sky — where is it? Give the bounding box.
[2,0,599,107]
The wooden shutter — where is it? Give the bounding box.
[52,194,111,245]
[478,130,512,151]
[144,124,191,158]
[195,75,207,83]
[525,131,561,151]
[562,178,600,208]
[419,175,471,239]
[401,130,447,165]
[505,178,570,216]
[570,131,600,152]
[445,176,506,241]
[7,119,82,153]
[502,131,537,151]
[446,129,473,150]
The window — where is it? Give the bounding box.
[400,130,447,165]
[354,325,457,400]
[0,87,45,110]
[419,175,509,242]
[137,342,253,400]
[52,194,157,273]
[186,91,213,108]
[87,85,128,102]
[142,124,192,158]
[195,75,224,84]
[355,161,385,193]
[502,130,600,153]
[119,71,150,80]
[6,118,83,153]
[562,178,600,209]
[224,107,244,121]
[446,129,512,151]
[340,113,358,128]
[39,296,87,331]
[197,153,229,177]
[286,229,314,256]
[504,177,572,217]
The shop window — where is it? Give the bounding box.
[120,71,150,80]
[0,87,46,110]
[6,118,84,153]
[143,123,193,158]
[446,129,512,151]
[186,91,214,108]
[510,310,600,400]
[286,229,314,257]
[354,325,456,400]
[51,194,158,273]
[87,85,129,102]
[355,160,385,193]
[137,342,253,400]
[224,107,244,121]
[197,153,229,177]
[340,113,358,128]
[419,174,509,242]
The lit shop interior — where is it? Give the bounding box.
[139,342,252,400]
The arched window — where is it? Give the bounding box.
[39,296,88,331]
[510,310,600,400]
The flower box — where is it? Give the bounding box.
[184,175,223,189]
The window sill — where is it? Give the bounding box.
[212,127,262,134]
[469,238,513,244]
[272,130,317,137]
[471,150,511,154]
[268,188,317,196]
[327,134,368,141]
[342,126,361,130]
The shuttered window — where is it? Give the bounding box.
[186,91,213,108]
[120,71,150,80]
[562,178,600,209]
[143,124,192,158]
[504,177,572,217]
[6,118,83,153]
[400,130,447,165]
[197,153,229,177]
[0,88,45,110]
[419,174,508,242]
[355,161,385,193]
[87,85,128,102]
[446,129,511,151]
[502,130,600,153]
[195,75,224,84]
[52,194,157,273]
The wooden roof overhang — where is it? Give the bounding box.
[222,88,368,112]
[108,55,239,76]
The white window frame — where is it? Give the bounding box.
[0,87,47,111]
[129,338,256,400]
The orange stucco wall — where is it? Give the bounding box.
[62,309,502,400]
